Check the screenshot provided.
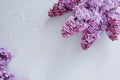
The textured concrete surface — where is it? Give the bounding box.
[0,0,120,80]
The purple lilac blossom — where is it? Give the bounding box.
[61,4,102,37]
[48,0,80,17]
[105,7,120,40]
[81,22,102,50]
[0,48,15,80]
[61,5,93,37]
[48,0,120,50]
[0,48,12,66]
[105,19,120,41]
[0,66,15,80]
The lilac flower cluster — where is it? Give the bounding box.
[0,66,14,80]
[81,22,103,50]
[0,48,15,80]
[48,0,80,17]
[48,0,120,50]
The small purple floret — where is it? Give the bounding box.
[0,48,12,66]
[0,48,15,80]
[0,66,15,80]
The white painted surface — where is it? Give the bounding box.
[0,0,120,80]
